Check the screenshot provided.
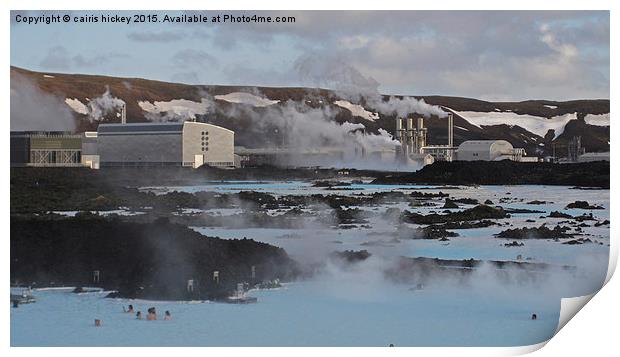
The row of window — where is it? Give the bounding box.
[201,131,209,152]
[207,161,234,167]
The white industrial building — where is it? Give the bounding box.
[81,131,100,169]
[577,152,610,162]
[455,140,526,161]
[96,121,235,168]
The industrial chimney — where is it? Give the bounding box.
[406,118,415,154]
[395,117,407,161]
[121,103,127,124]
[447,112,454,147]
[416,117,427,151]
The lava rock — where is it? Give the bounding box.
[566,201,604,210]
[442,198,459,209]
[495,225,574,239]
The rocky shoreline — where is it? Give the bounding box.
[10,167,609,301]
[11,216,300,301]
[372,161,610,188]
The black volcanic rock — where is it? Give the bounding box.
[452,198,479,205]
[595,220,610,227]
[402,205,507,225]
[329,250,371,263]
[385,256,575,285]
[427,220,498,229]
[10,216,300,300]
[502,207,545,214]
[562,238,593,245]
[566,201,604,210]
[442,198,459,209]
[548,211,574,219]
[495,225,574,239]
[415,227,459,240]
[372,161,609,188]
[410,191,449,198]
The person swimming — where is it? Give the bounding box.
[124,304,134,313]
[147,307,157,320]
[164,311,171,320]
[136,311,142,320]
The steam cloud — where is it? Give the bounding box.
[10,74,76,131]
[86,86,126,122]
[294,53,447,118]
[213,97,404,170]
[142,97,214,123]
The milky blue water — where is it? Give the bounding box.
[11,182,609,346]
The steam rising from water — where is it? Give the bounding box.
[310,249,605,305]
[11,73,76,131]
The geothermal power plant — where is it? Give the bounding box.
[10,102,563,169]
[394,113,455,165]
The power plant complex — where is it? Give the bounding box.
[394,113,455,165]
[11,107,550,170]
[392,112,531,164]
[11,121,237,169]
[96,121,235,168]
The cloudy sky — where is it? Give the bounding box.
[11,10,609,101]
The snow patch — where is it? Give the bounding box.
[334,100,380,122]
[214,92,279,107]
[454,126,469,131]
[584,113,609,127]
[454,110,578,139]
[544,105,558,109]
[138,98,211,119]
[64,98,89,115]
[43,74,55,78]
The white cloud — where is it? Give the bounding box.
[540,24,578,59]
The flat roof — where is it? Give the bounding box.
[98,122,185,134]
[10,131,77,136]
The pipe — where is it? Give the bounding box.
[448,113,453,147]
[395,118,407,159]
[121,103,127,124]
[406,118,415,154]
[395,118,403,139]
